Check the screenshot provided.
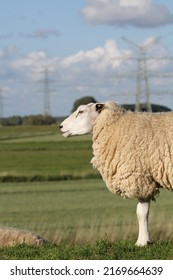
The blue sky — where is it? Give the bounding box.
[1,0,173,117]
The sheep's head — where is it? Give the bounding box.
[59,103,104,137]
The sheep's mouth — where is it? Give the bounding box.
[61,130,71,138]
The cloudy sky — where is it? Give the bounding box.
[1,0,173,117]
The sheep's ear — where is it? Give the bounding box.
[95,103,104,113]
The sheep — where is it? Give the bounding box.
[0,227,48,247]
[60,101,173,246]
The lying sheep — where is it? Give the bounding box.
[0,227,47,247]
[60,101,173,246]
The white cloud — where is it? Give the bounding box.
[14,39,172,88]
[82,0,173,28]
[11,38,169,90]
[12,40,125,86]
[13,51,48,68]
[12,51,59,81]
[61,40,130,74]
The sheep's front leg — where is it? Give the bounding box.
[136,200,151,246]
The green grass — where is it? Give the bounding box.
[0,140,96,180]
[0,125,96,180]
[0,124,90,142]
[0,125,57,141]
[1,240,173,259]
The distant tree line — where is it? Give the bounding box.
[0,96,171,126]
[0,115,57,126]
[71,96,97,112]
[122,103,171,112]
[71,96,171,113]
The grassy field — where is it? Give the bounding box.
[0,125,173,259]
[0,124,97,180]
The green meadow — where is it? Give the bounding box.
[0,124,173,259]
[0,125,96,180]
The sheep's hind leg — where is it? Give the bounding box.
[135,200,152,246]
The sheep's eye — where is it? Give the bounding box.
[78,110,84,114]
[76,110,84,118]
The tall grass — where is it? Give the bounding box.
[0,180,173,245]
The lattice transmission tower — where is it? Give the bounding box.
[43,67,51,116]
[0,88,3,119]
[37,66,55,116]
[122,37,154,112]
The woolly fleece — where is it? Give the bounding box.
[0,227,48,247]
[91,102,173,200]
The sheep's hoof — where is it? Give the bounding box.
[135,240,153,247]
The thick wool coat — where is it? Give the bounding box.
[91,102,173,200]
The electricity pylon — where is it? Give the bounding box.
[37,66,55,116]
[0,88,3,119]
[122,37,154,112]
[43,67,51,116]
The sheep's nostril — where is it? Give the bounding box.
[59,125,63,129]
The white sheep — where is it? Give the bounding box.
[60,101,173,246]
